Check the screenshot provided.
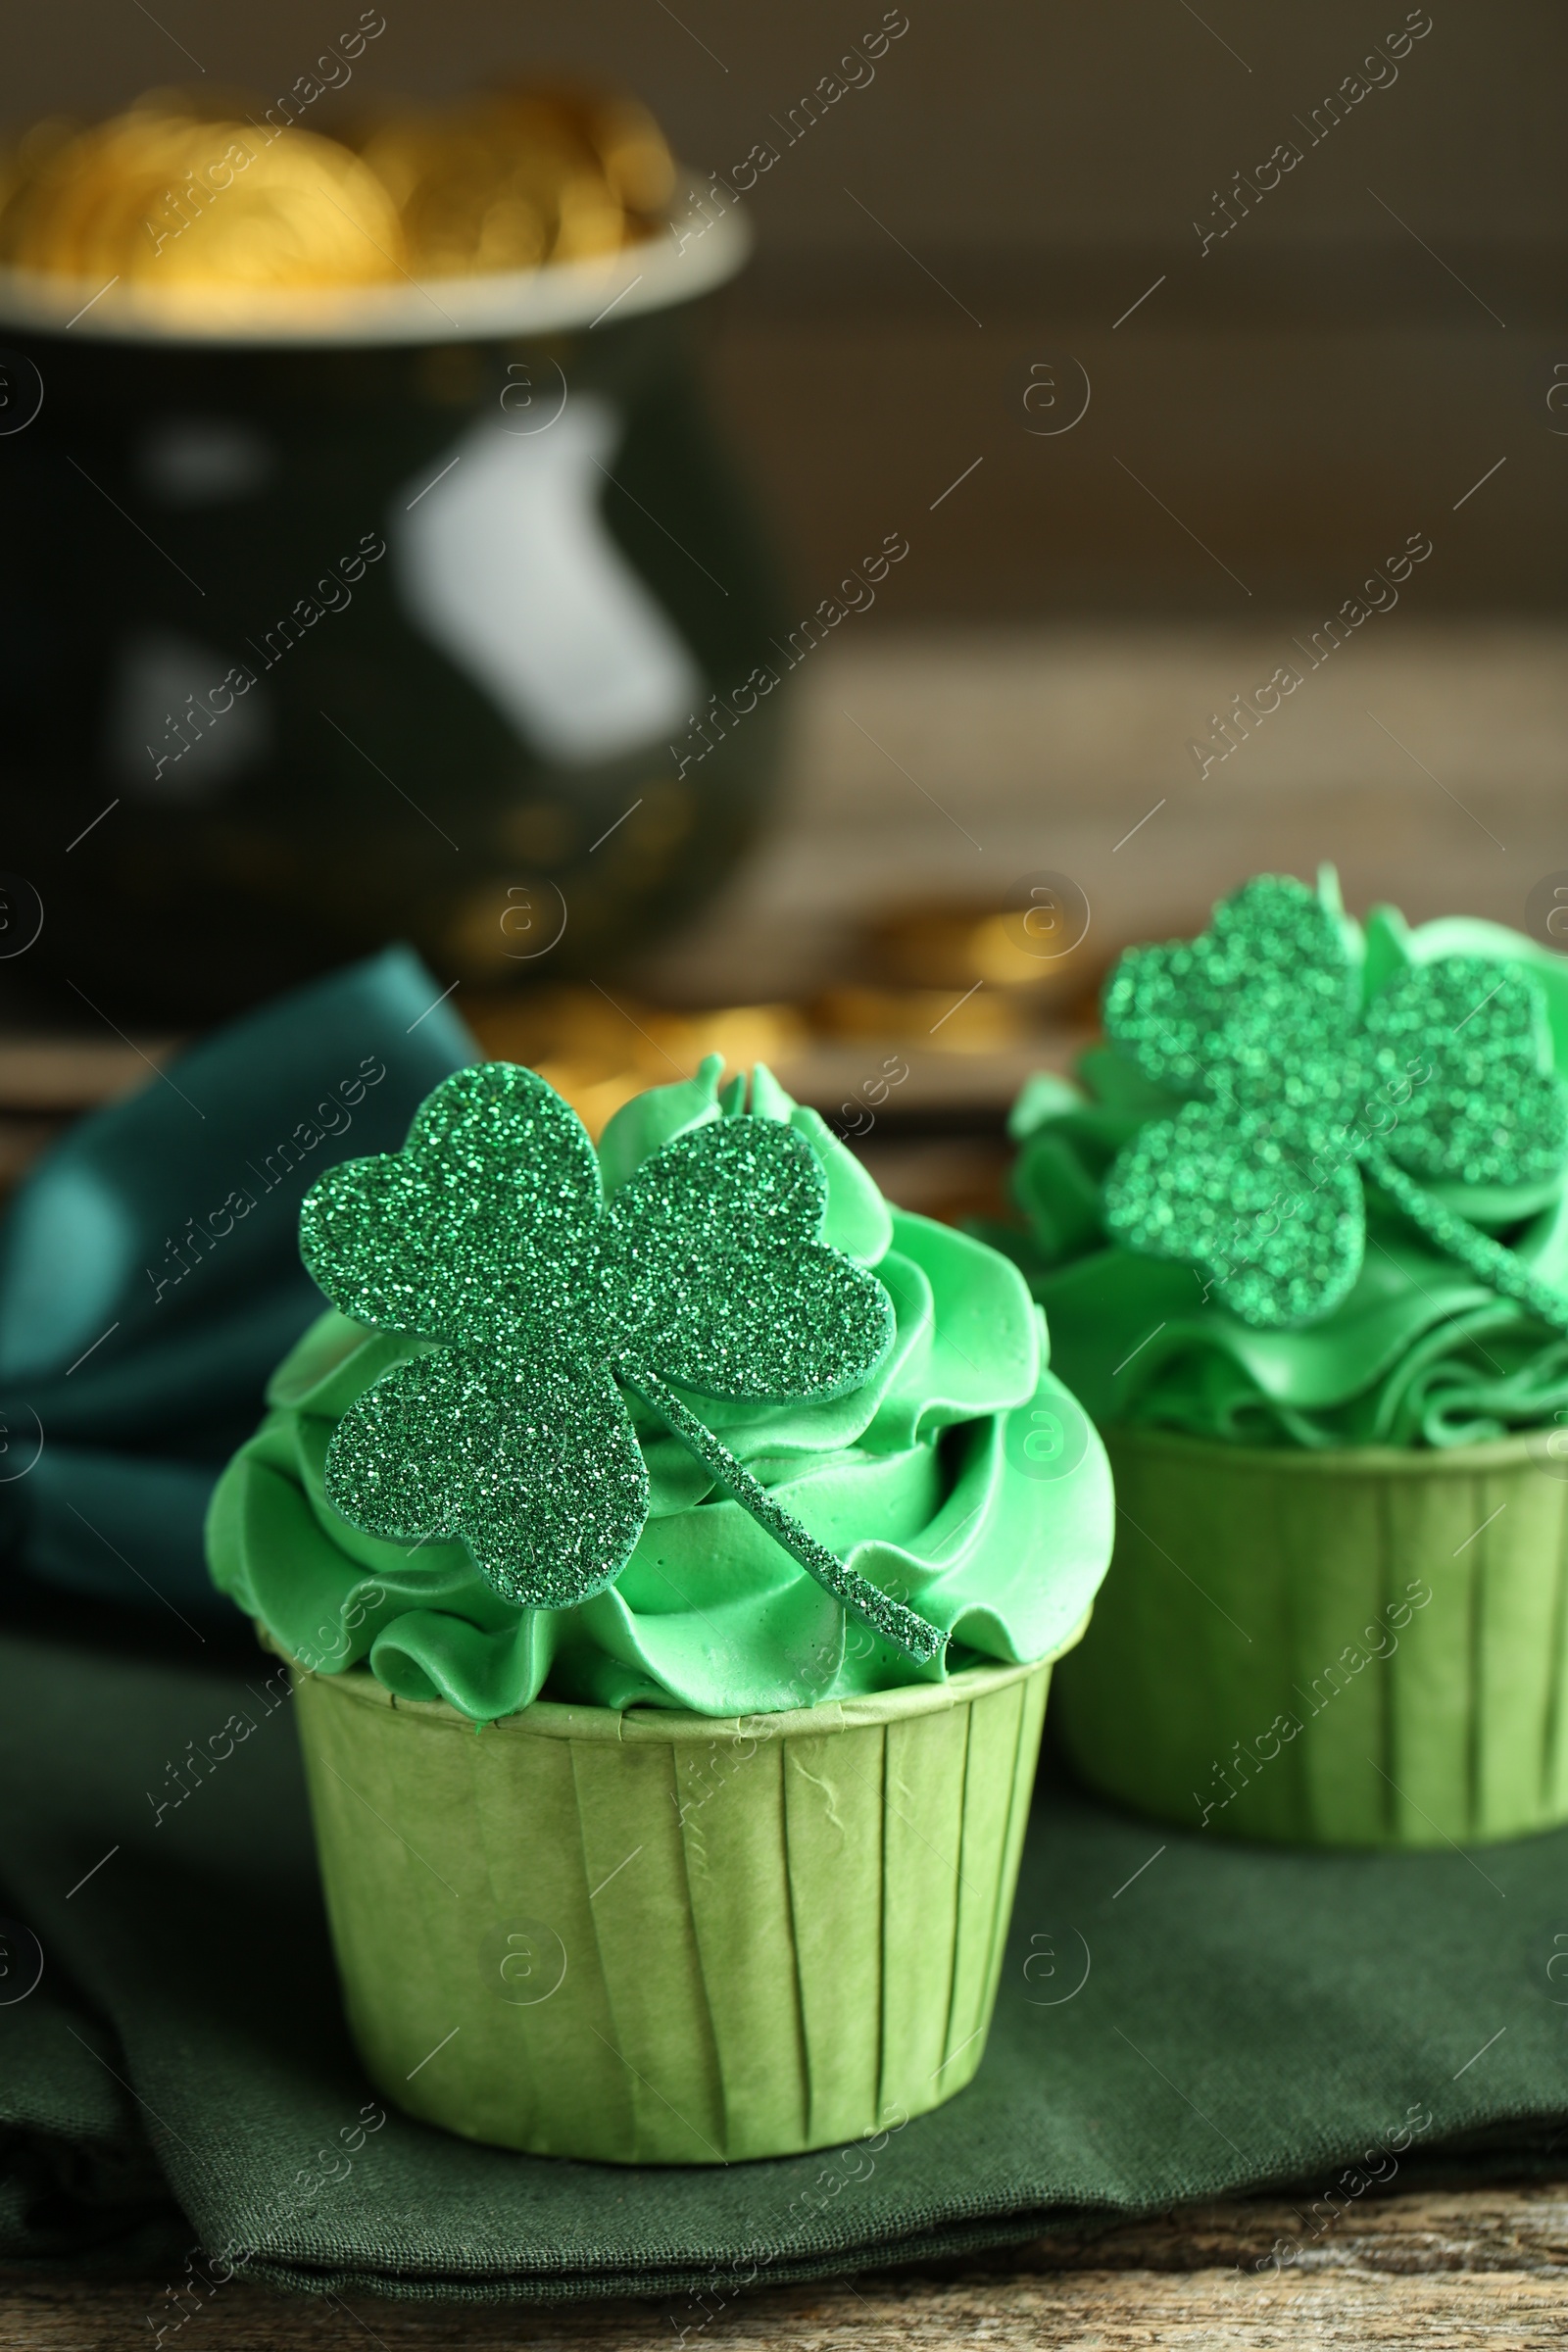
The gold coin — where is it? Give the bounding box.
[151,127,406,288]
[546,172,625,264]
[0,119,125,272]
[103,116,400,287]
[369,93,629,275]
[0,114,81,244]
[6,117,166,272]
[489,90,633,258]
[490,82,672,218]
[349,116,452,214]
[584,97,674,217]
[65,119,259,280]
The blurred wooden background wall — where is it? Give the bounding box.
[12,1,1564,617]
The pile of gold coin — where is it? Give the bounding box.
[0,82,675,292]
[466,989,811,1138]
[861,900,1104,1014]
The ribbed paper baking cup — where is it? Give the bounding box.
[287,1646,1072,2162]
[1055,1426,1568,1849]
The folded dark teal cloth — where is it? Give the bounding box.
[2,1622,1566,2301]
[0,950,472,1616]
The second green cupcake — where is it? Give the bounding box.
[1001,869,1568,1849]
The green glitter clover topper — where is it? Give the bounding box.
[297,1062,945,1666]
[1100,871,1568,1331]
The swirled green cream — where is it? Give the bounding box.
[208,1061,1112,1719]
[1001,895,1568,1449]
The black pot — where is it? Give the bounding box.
[0,220,787,1022]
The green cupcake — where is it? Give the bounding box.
[1001,870,1568,1849]
[210,1054,1112,2159]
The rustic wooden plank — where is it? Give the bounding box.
[7,2181,1568,2350]
[5,2266,1566,2349]
[1009,2179,1568,2275]
[0,1032,1066,1126]
[0,1040,175,1110]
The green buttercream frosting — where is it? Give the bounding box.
[209,1061,1112,1719]
[1001,875,1568,1450]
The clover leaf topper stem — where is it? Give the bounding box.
[623,1362,947,1666]
[1359,1145,1568,1336]
[1201,1105,1568,1337]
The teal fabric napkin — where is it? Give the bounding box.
[0,950,472,1616]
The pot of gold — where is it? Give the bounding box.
[0,72,784,1019]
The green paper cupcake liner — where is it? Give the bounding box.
[285,1642,1075,2163]
[1055,1426,1568,1850]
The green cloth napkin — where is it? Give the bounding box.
[3,1622,1565,2304]
[0,949,473,1618]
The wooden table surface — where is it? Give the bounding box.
[8,2181,1568,2349]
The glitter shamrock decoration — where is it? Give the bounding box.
[1100,872,1568,1330]
[298,1062,945,1665]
